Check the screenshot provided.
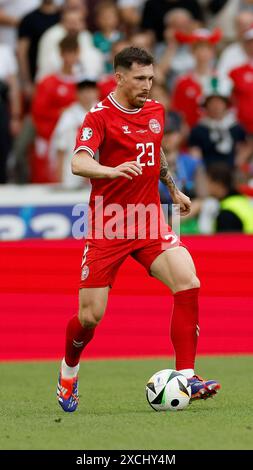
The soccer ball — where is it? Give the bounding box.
[146,369,191,411]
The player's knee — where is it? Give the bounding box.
[173,274,200,293]
[190,275,200,290]
[78,303,105,328]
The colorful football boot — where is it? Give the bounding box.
[188,375,221,401]
[57,373,79,412]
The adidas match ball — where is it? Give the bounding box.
[146,369,191,411]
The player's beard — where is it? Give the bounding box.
[133,94,148,108]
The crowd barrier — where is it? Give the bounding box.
[0,235,252,359]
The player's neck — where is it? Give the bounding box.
[112,90,138,110]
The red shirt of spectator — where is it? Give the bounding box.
[171,74,202,127]
[230,63,253,133]
[97,75,116,101]
[32,74,77,139]
[171,28,222,128]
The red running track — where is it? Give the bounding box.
[0,235,253,359]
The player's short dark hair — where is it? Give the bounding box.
[77,79,97,91]
[59,34,79,53]
[207,162,234,190]
[114,47,154,71]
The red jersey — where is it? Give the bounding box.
[229,63,253,133]
[74,93,165,238]
[32,74,77,139]
[171,74,203,128]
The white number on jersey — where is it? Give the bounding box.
[136,142,155,167]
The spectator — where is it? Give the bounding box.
[209,0,253,40]
[171,28,222,128]
[229,24,253,134]
[206,162,253,232]
[17,0,61,102]
[0,41,21,183]
[159,127,206,233]
[31,34,79,182]
[50,79,98,186]
[189,76,249,169]
[202,0,237,41]
[13,1,62,183]
[37,8,103,80]
[217,10,253,78]
[85,0,106,32]
[159,129,206,202]
[155,9,196,91]
[64,0,87,15]
[240,0,253,13]
[129,30,155,53]
[93,1,123,74]
[97,39,130,100]
[117,0,146,34]
[141,0,203,42]
[0,0,40,49]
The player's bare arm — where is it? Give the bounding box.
[160,148,191,216]
[72,151,143,180]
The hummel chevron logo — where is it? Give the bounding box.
[90,102,110,113]
[81,244,89,267]
[73,340,84,348]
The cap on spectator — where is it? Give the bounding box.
[243,24,253,40]
[202,76,232,105]
[175,28,222,44]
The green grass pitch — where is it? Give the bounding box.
[0,356,252,450]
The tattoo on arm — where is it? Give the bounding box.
[160,148,178,193]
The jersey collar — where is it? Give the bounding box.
[108,93,142,114]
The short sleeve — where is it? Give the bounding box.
[73,111,105,158]
[18,15,33,39]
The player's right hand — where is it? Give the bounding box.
[106,161,143,180]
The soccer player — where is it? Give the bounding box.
[57,47,220,412]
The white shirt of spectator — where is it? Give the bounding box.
[49,102,90,188]
[36,24,104,81]
[217,42,248,78]
[0,0,40,48]
[117,0,146,12]
[0,43,17,79]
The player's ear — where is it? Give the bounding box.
[115,71,125,87]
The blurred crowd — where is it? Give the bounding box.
[1,0,253,233]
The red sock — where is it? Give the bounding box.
[65,315,95,367]
[171,287,199,370]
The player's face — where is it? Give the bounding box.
[118,63,154,108]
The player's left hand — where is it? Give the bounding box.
[170,189,191,216]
